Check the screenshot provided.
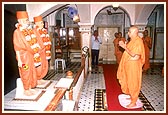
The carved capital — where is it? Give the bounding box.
[78,23,92,32]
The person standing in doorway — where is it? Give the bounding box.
[142,30,152,73]
[113,32,126,65]
[91,30,102,68]
[117,26,145,108]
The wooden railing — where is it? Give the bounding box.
[45,53,88,111]
[44,89,67,111]
[72,54,86,87]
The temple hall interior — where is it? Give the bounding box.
[3,2,165,112]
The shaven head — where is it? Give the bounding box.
[128,26,139,39]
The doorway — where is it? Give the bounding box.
[98,27,118,62]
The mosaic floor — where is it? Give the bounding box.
[94,89,107,111]
[141,64,165,111]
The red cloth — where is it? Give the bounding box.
[142,36,152,71]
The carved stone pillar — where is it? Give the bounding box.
[49,30,55,70]
[79,23,92,71]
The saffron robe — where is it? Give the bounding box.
[117,36,145,104]
[113,37,126,64]
[33,28,50,80]
[142,36,152,71]
[13,29,37,90]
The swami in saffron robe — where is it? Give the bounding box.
[117,36,145,104]
[142,36,152,71]
[113,37,126,64]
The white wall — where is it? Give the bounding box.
[26,3,157,26]
[26,3,57,22]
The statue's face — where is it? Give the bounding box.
[35,21,44,29]
[18,18,30,28]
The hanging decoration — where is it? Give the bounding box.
[15,23,41,67]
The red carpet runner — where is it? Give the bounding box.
[102,64,142,111]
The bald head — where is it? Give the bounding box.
[130,26,139,34]
[128,26,139,39]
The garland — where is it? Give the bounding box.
[15,23,41,67]
[37,26,51,60]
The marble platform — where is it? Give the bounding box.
[3,80,59,111]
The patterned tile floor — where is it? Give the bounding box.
[44,62,165,112]
[78,73,105,111]
[141,64,165,111]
